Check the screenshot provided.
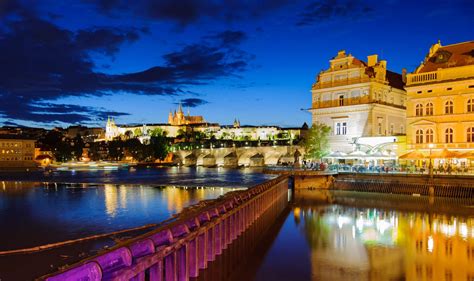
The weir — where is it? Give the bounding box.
[40,176,289,281]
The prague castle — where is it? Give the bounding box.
[168,103,205,126]
[105,105,305,142]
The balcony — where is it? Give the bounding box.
[312,77,372,90]
[407,65,474,86]
[312,96,406,110]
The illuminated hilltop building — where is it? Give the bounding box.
[406,40,474,166]
[105,105,305,142]
[168,103,205,125]
[310,50,407,158]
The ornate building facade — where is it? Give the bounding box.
[406,41,474,159]
[168,104,204,125]
[310,50,407,154]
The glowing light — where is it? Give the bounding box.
[460,223,468,239]
[427,236,434,252]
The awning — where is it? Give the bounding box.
[399,151,426,160]
[429,148,461,159]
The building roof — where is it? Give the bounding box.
[386,70,404,90]
[417,41,474,73]
[0,134,36,140]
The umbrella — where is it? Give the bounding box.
[326,151,347,158]
[429,148,461,159]
[348,150,367,156]
[460,150,474,158]
[369,151,395,159]
[399,151,425,159]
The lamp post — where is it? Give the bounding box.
[428,143,434,178]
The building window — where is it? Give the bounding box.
[468,246,474,260]
[335,122,347,135]
[445,100,454,114]
[468,99,474,112]
[390,123,394,135]
[426,129,434,143]
[416,129,423,144]
[468,128,474,142]
[445,270,453,281]
[425,102,433,115]
[339,95,345,106]
[415,104,423,116]
[445,128,454,143]
[400,125,405,134]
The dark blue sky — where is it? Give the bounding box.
[0,0,472,128]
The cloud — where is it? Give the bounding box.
[75,27,141,56]
[205,30,247,47]
[177,98,209,108]
[0,6,251,125]
[296,0,373,26]
[83,0,292,26]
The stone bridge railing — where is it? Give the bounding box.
[40,176,289,281]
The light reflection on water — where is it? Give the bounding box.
[0,181,245,251]
[257,203,474,281]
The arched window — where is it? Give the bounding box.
[468,99,473,113]
[415,104,423,116]
[415,129,423,144]
[467,127,474,142]
[445,128,454,143]
[445,101,454,114]
[426,129,434,143]
[425,102,434,116]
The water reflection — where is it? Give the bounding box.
[0,181,245,251]
[292,205,474,281]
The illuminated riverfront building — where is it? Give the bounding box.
[406,40,474,166]
[310,50,407,160]
[0,136,36,168]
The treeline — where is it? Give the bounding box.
[38,129,170,163]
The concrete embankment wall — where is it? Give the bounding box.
[40,176,290,281]
[333,173,474,199]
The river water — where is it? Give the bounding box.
[0,167,273,251]
[249,192,474,281]
[2,168,474,281]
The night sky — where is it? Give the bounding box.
[0,0,472,128]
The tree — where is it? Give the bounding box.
[303,122,331,160]
[72,134,84,160]
[125,138,147,162]
[149,128,168,138]
[133,128,142,137]
[108,140,125,160]
[150,134,169,161]
[38,130,74,162]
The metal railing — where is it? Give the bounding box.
[312,96,405,110]
[40,176,289,281]
[334,178,474,199]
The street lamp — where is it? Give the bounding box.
[428,143,434,180]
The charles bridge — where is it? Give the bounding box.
[172,145,303,167]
